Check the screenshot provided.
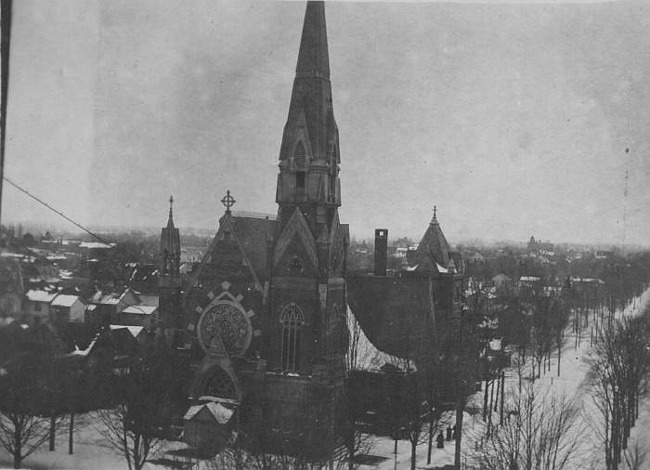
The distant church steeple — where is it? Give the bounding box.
[160,195,180,277]
[276,1,341,233]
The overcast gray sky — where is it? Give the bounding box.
[3,0,650,245]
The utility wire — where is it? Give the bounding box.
[3,176,111,245]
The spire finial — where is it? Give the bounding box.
[433,205,437,221]
[168,195,174,219]
[221,190,236,214]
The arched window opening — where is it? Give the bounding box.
[280,303,305,372]
[296,171,306,191]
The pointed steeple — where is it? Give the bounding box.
[296,1,330,80]
[161,195,180,277]
[276,1,341,230]
[167,195,175,227]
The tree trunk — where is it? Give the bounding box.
[499,371,505,425]
[557,338,561,377]
[68,413,74,455]
[454,393,464,470]
[411,439,417,470]
[49,414,56,451]
[483,379,489,421]
[427,414,434,464]
[13,452,21,470]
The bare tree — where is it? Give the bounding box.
[94,404,162,470]
[0,411,54,468]
[93,344,188,470]
[474,381,581,470]
[0,349,63,468]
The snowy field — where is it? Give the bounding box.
[2,289,650,469]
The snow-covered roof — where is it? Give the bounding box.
[519,276,541,282]
[26,290,57,303]
[488,339,503,351]
[79,242,114,249]
[122,305,157,315]
[436,262,449,274]
[109,325,144,338]
[69,335,99,357]
[570,277,605,284]
[347,307,413,373]
[51,295,81,308]
[183,402,235,425]
[99,294,121,305]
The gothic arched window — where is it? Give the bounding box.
[279,303,305,372]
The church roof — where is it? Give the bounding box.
[227,215,276,281]
[347,306,411,373]
[190,213,277,289]
[347,275,437,362]
[408,210,463,274]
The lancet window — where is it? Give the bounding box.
[280,302,305,372]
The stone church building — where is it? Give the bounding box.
[155,0,466,460]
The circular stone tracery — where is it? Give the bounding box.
[197,301,252,356]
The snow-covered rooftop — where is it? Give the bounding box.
[122,305,157,315]
[51,294,81,308]
[79,242,114,249]
[26,290,57,303]
[183,402,235,425]
[109,325,144,338]
[347,306,413,373]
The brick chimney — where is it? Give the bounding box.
[374,228,388,276]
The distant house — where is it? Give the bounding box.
[50,294,85,323]
[491,274,512,293]
[595,250,614,260]
[24,290,57,324]
[70,326,140,378]
[109,324,147,344]
[518,276,542,295]
[115,305,158,329]
[88,288,141,325]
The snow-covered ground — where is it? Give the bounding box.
[3,289,650,469]
[366,287,650,470]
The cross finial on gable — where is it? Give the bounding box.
[221,190,236,214]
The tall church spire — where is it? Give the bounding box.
[296,1,330,80]
[276,1,341,230]
[167,195,175,226]
[161,195,180,277]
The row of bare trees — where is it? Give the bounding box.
[586,312,650,470]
